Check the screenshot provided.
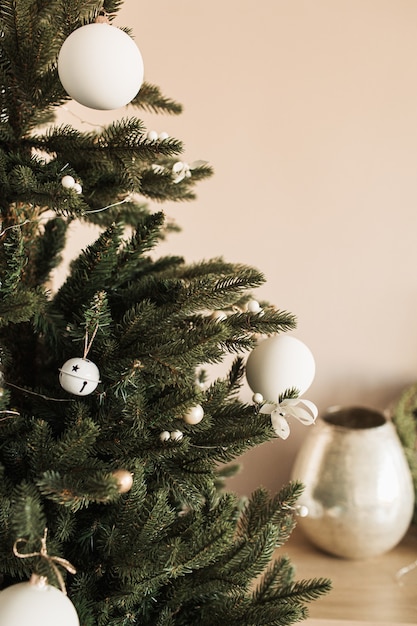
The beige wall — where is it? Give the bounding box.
[55,1,417,495]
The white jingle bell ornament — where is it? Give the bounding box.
[0,576,79,626]
[246,335,315,401]
[59,357,101,396]
[57,22,144,110]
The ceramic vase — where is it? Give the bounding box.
[291,406,415,559]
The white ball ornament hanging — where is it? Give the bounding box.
[211,310,227,322]
[245,335,315,402]
[57,22,144,110]
[170,430,184,442]
[0,577,80,626]
[247,299,261,313]
[112,469,133,494]
[252,392,264,404]
[61,175,76,189]
[59,357,101,396]
[183,404,204,425]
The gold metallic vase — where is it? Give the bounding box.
[291,406,415,559]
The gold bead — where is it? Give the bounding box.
[112,469,133,493]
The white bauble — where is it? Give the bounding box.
[183,404,204,425]
[59,357,101,396]
[252,392,264,404]
[57,23,144,110]
[245,335,315,401]
[61,175,75,189]
[0,580,79,626]
[170,430,184,442]
[112,469,133,494]
[247,299,261,313]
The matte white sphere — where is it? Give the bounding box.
[160,430,171,442]
[112,469,133,493]
[59,357,100,396]
[245,335,315,401]
[184,404,204,425]
[72,182,82,194]
[252,392,264,404]
[147,130,158,141]
[0,580,79,626]
[247,299,261,313]
[170,430,183,442]
[61,175,75,189]
[211,310,227,322]
[58,23,144,110]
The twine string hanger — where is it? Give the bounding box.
[84,322,99,360]
[396,558,417,585]
[95,9,112,24]
[13,528,76,595]
[83,291,108,359]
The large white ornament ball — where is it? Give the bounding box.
[0,580,80,626]
[59,357,101,396]
[245,335,315,401]
[57,23,144,110]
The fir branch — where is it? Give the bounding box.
[253,556,295,603]
[37,469,121,511]
[30,217,68,285]
[0,227,26,296]
[53,222,123,319]
[0,289,46,326]
[130,82,183,115]
[392,383,417,522]
[29,119,183,164]
[11,481,47,541]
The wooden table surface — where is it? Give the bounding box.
[277,525,417,625]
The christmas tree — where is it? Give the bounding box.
[0,2,331,624]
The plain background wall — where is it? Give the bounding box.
[54,1,417,495]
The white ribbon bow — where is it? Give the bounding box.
[172,160,208,184]
[259,398,318,440]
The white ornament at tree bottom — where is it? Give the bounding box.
[57,23,144,110]
[59,357,101,396]
[245,335,315,401]
[0,577,79,626]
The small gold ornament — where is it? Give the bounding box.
[112,469,133,494]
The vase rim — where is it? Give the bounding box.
[323,405,387,429]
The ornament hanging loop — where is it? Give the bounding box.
[13,528,76,595]
[83,291,106,359]
[95,9,111,24]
